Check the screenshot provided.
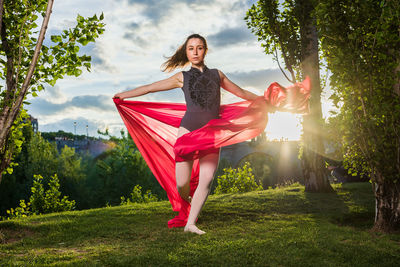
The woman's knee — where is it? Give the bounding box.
[176,178,190,190]
[175,161,193,187]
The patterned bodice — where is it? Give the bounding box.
[181,65,221,113]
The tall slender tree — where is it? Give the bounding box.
[0,0,105,183]
[246,0,333,192]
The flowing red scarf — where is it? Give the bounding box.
[113,77,310,228]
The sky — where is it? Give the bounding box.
[26,0,334,141]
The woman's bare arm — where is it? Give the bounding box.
[114,72,183,100]
[218,70,259,101]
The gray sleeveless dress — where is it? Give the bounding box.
[180,65,221,132]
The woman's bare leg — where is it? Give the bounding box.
[184,151,220,235]
[175,127,193,203]
[175,161,193,203]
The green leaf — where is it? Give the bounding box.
[78,37,89,45]
[50,35,62,43]
[74,69,83,77]
[49,79,57,86]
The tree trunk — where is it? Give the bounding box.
[0,0,4,34]
[373,26,400,232]
[299,0,333,192]
[373,178,400,232]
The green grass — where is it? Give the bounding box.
[1,183,399,266]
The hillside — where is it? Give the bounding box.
[1,183,399,266]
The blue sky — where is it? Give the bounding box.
[26,0,334,140]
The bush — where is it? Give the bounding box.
[214,162,263,194]
[6,174,75,219]
[120,185,158,205]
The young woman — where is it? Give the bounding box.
[114,34,259,235]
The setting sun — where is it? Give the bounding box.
[265,112,302,141]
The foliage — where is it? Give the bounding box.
[1,128,166,214]
[237,152,276,188]
[315,0,400,181]
[0,122,33,216]
[84,129,165,207]
[23,133,85,200]
[245,0,311,81]
[0,0,105,178]
[41,130,99,141]
[120,185,158,205]
[3,200,31,220]
[214,162,263,194]
[6,174,75,219]
[211,157,232,194]
[1,110,31,176]
[0,131,85,216]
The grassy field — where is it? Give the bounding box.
[0,182,399,266]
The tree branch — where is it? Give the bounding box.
[11,0,54,120]
[277,39,296,83]
[274,47,294,83]
[15,12,32,96]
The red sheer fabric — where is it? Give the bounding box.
[113,77,310,228]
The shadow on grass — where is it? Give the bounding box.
[304,182,375,230]
[204,182,375,230]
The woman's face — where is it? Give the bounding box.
[186,38,206,65]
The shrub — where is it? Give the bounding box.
[6,174,75,219]
[5,200,31,219]
[120,185,158,205]
[214,162,263,194]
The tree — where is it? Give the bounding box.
[84,130,165,207]
[0,0,105,183]
[246,0,333,192]
[315,0,400,231]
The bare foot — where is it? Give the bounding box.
[184,224,206,235]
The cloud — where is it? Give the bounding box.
[122,32,148,48]
[121,0,216,48]
[41,85,67,103]
[81,43,118,73]
[225,68,289,90]
[124,0,215,23]
[29,94,115,115]
[208,26,256,47]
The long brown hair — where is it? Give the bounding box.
[161,34,208,72]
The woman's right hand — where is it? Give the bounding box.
[113,92,125,100]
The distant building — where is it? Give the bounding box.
[55,139,112,158]
[27,115,38,133]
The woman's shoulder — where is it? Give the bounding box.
[209,68,224,80]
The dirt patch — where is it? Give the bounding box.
[0,228,35,244]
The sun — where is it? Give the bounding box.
[265,112,302,141]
